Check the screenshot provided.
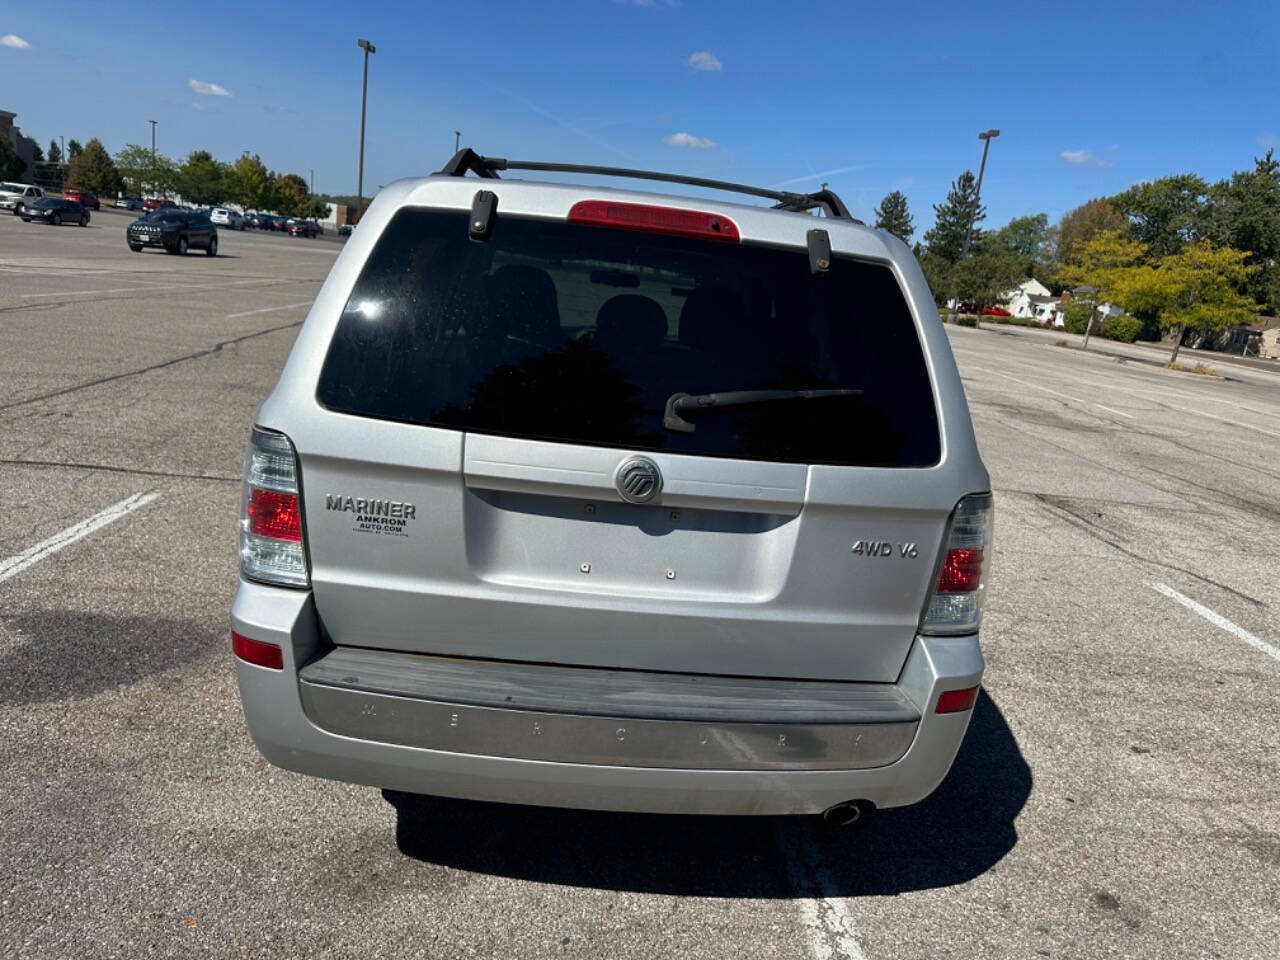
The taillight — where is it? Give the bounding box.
[240,426,309,588]
[567,200,741,242]
[921,494,993,635]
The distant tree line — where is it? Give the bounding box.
[25,134,330,219]
[870,149,1280,358]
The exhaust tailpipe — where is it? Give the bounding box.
[821,801,864,826]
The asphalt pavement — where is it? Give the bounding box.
[0,214,1277,959]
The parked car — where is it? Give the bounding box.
[21,197,90,226]
[287,219,320,237]
[126,208,218,255]
[273,216,290,232]
[981,306,1011,317]
[231,149,992,819]
[115,196,143,210]
[142,197,177,213]
[62,187,100,210]
[0,181,43,216]
[211,207,246,230]
[337,223,352,237]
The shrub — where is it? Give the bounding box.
[1192,362,1218,376]
[954,313,979,327]
[1101,314,1142,343]
[1055,338,1069,347]
[1062,301,1092,334]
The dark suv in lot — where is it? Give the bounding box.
[21,197,90,226]
[127,208,218,255]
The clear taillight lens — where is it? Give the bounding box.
[921,494,993,635]
[240,427,308,588]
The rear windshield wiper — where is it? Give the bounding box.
[663,388,861,433]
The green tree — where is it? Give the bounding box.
[47,139,62,164]
[273,173,309,216]
[67,139,83,160]
[225,153,272,210]
[1050,198,1128,270]
[178,150,226,205]
[917,249,953,306]
[31,143,44,162]
[1057,229,1147,348]
[65,138,124,195]
[307,197,332,220]
[114,143,178,195]
[0,135,26,180]
[1112,174,1209,258]
[923,170,984,263]
[873,190,914,243]
[1115,242,1257,363]
[951,234,1027,311]
[996,213,1049,259]
[1202,150,1280,311]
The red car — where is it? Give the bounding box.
[981,306,1011,317]
[62,187,100,210]
[287,219,320,237]
[142,197,177,213]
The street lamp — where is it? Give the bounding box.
[148,120,157,161]
[948,128,999,322]
[356,38,376,223]
[959,129,999,261]
[455,130,461,153]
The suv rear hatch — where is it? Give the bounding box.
[299,195,953,682]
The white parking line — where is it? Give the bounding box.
[225,301,312,319]
[1150,582,1280,664]
[0,492,160,585]
[19,278,281,299]
[782,828,869,960]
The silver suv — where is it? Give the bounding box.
[231,150,992,818]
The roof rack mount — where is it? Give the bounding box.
[436,148,860,223]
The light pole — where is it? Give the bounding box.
[949,128,999,322]
[148,120,157,161]
[959,129,999,262]
[454,130,461,153]
[356,38,376,223]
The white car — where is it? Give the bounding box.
[210,207,245,230]
[0,182,44,215]
[115,196,142,210]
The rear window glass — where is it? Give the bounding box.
[317,208,940,467]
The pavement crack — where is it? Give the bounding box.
[0,319,304,412]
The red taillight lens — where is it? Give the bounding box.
[921,494,994,635]
[936,685,979,714]
[568,200,741,242]
[935,547,984,593]
[231,631,284,670]
[247,488,301,541]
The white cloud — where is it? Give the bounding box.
[188,78,231,97]
[1060,149,1111,168]
[685,50,722,72]
[1,34,30,49]
[664,131,716,149]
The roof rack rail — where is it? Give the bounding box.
[435,148,861,223]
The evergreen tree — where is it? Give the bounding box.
[0,136,25,180]
[923,171,985,263]
[65,138,124,195]
[47,139,62,164]
[67,139,83,160]
[873,190,914,243]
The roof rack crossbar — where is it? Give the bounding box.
[435,149,860,222]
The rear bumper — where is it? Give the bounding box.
[231,579,984,815]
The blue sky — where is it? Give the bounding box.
[3,1,1278,238]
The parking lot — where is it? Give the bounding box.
[1,212,1277,959]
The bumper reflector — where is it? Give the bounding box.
[232,631,284,670]
[935,685,979,714]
